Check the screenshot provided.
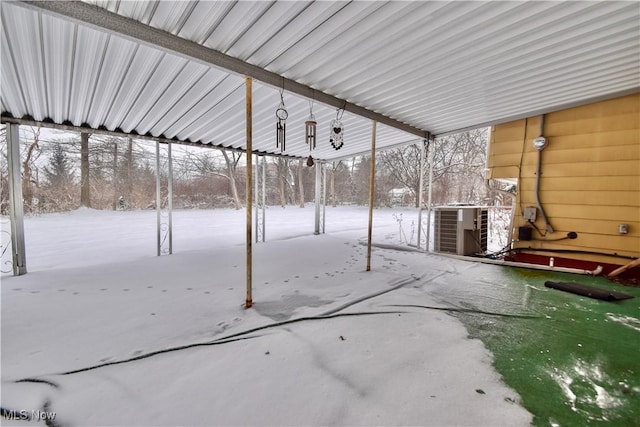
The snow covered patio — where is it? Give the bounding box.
[2,206,534,426]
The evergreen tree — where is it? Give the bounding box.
[43,143,74,187]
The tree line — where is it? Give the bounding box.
[0,126,492,215]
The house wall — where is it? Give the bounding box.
[487,93,640,268]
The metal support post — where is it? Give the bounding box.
[426,139,434,252]
[156,141,173,256]
[366,121,377,271]
[417,140,425,250]
[255,155,266,243]
[6,124,27,275]
[245,77,253,309]
[314,161,326,235]
[262,155,266,239]
[167,142,173,253]
[314,161,321,235]
[254,154,259,242]
[321,161,326,234]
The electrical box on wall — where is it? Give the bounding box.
[518,226,533,241]
[524,206,537,222]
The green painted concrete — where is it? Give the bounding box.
[455,267,639,426]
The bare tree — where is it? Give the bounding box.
[0,125,491,214]
[274,157,293,207]
[112,142,118,210]
[220,149,243,210]
[21,127,43,213]
[378,144,422,207]
[76,135,157,211]
[296,158,305,207]
[184,147,243,209]
[329,161,340,207]
[376,129,488,207]
[327,160,354,206]
[126,138,134,197]
[431,128,488,205]
[353,155,374,205]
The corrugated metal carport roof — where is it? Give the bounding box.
[2,0,639,161]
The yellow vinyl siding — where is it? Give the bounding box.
[542,131,639,149]
[488,166,521,179]
[547,113,639,135]
[522,236,638,256]
[488,93,640,263]
[519,160,639,177]
[528,204,639,223]
[526,217,636,236]
[518,176,639,192]
[520,146,639,164]
[489,153,524,168]
[519,190,639,207]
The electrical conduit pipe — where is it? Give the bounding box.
[534,114,554,234]
[439,252,603,276]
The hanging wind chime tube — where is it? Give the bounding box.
[330,107,345,150]
[305,101,317,151]
[275,89,288,152]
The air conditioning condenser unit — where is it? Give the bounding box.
[434,207,488,256]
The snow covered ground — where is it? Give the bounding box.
[1,206,532,426]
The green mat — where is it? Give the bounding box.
[432,265,640,427]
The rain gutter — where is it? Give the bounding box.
[0,115,310,161]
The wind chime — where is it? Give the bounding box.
[275,90,288,152]
[330,108,345,150]
[305,101,317,151]
[305,101,317,166]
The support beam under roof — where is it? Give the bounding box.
[17,0,430,140]
[0,114,368,161]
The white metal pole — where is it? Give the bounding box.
[167,142,173,255]
[321,162,326,234]
[254,154,259,243]
[155,141,161,256]
[314,160,321,235]
[7,124,27,275]
[254,154,266,243]
[417,141,425,249]
[261,155,266,242]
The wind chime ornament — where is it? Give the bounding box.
[305,101,317,151]
[330,108,345,150]
[275,91,288,152]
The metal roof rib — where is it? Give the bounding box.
[13,0,428,144]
